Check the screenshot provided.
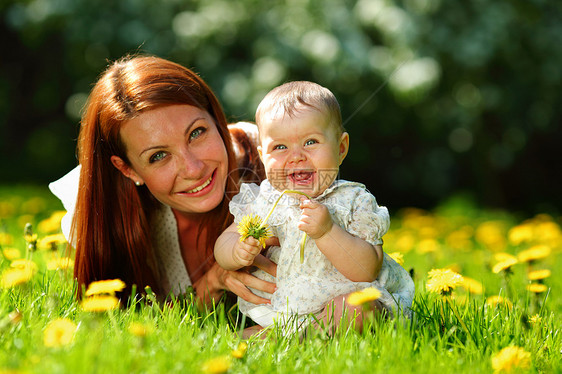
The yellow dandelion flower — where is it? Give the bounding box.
[231,342,248,359]
[475,221,506,251]
[44,318,77,348]
[202,356,231,374]
[517,245,551,263]
[416,239,440,254]
[2,247,21,261]
[507,224,533,246]
[491,346,531,373]
[0,200,16,217]
[128,322,152,337]
[534,220,561,246]
[526,283,547,294]
[419,226,439,239]
[528,314,541,324]
[492,256,518,274]
[347,287,382,306]
[37,211,66,233]
[10,259,38,273]
[21,197,46,214]
[1,268,34,288]
[81,295,120,312]
[494,252,516,262]
[38,234,67,251]
[0,232,14,245]
[387,252,404,266]
[46,257,74,271]
[24,233,38,244]
[426,268,463,296]
[486,296,512,309]
[461,276,484,295]
[527,269,551,281]
[394,232,415,253]
[237,214,271,248]
[85,279,126,297]
[445,227,473,251]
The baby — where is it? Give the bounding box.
[214,81,414,330]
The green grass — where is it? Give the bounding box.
[1,185,561,373]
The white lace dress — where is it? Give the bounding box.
[230,180,415,327]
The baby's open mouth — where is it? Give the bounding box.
[289,171,314,184]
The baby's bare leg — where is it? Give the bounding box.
[313,292,384,335]
[241,325,266,339]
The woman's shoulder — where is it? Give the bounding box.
[228,122,265,184]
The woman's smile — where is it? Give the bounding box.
[179,169,216,195]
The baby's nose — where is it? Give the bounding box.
[288,147,306,163]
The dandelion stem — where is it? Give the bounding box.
[260,190,311,228]
[259,190,312,264]
[438,299,446,330]
[300,232,307,263]
[446,296,474,345]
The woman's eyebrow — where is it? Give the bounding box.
[184,117,205,136]
[138,116,205,157]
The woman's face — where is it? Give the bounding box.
[112,105,229,215]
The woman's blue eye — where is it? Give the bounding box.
[149,151,166,163]
[305,139,318,146]
[274,144,287,150]
[189,127,205,141]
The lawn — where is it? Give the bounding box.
[1,185,560,373]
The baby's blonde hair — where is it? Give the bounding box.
[255,81,344,135]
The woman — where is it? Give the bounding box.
[49,55,276,306]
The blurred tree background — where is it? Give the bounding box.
[1,0,560,215]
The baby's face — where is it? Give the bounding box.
[258,108,348,198]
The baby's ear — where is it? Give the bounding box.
[338,132,350,165]
[257,145,263,160]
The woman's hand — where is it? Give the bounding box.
[195,237,279,306]
[216,255,277,304]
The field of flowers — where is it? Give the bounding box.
[1,185,560,373]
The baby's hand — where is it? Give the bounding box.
[232,236,262,268]
[298,198,333,239]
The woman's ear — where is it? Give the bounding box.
[110,155,144,186]
[338,132,350,165]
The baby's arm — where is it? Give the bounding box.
[214,222,262,271]
[298,199,383,282]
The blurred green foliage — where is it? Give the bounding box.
[0,0,560,214]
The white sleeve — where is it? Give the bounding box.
[346,191,390,246]
[48,165,81,243]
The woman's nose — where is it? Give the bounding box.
[177,150,205,179]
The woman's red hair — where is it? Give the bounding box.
[73,55,239,298]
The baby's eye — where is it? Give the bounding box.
[304,139,318,146]
[189,127,206,141]
[149,151,167,163]
[273,144,287,150]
